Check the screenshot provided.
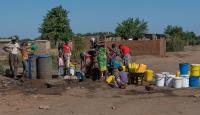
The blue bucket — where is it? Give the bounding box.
[189,76,199,88]
[179,63,189,76]
[28,54,38,79]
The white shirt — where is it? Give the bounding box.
[6,42,20,55]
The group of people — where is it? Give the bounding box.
[3,36,30,81]
[2,35,131,88]
[81,36,132,88]
[57,41,72,77]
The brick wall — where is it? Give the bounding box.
[105,39,166,57]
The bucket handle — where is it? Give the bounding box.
[164,74,171,81]
[156,75,165,81]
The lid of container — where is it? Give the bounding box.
[38,54,49,58]
[174,77,183,80]
[180,75,189,77]
[191,64,200,66]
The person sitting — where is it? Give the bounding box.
[116,66,129,89]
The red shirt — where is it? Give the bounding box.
[120,45,130,55]
[63,43,71,54]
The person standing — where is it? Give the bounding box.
[107,43,121,74]
[20,42,30,79]
[3,36,20,79]
[90,37,97,49]
[58,53,65,77]
[63,41,71,68]
[119,44,131,67]
[97,45,107,79]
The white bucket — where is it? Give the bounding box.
[69,68,75,76]
[173,77,183,88]
[156,74,165,87]
[161,72,170,75]
[165,74,175,87]
[182,76,189,88]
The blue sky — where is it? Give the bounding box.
[0,0,199,39]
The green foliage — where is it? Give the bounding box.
[51,54,58,70]
[165,25,199,51]
[164,25,183,37]
[71,37,86,61]
[166,36,185,52]
[115,17,148,40]
[78,32,114,37]
[39,5,73,46]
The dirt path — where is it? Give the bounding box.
[0,84,200,115]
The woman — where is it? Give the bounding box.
[63,41,71,68]
[107,43,121,74]
[97,45,107,79]
[20,42,30,79]
[119,44,131,67]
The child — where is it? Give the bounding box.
[58,53,65,77]
[116,66,129,89]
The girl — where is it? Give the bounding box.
[58,53,65,77]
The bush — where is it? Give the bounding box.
[51,54,58,70]
[166,37,185,52]
[71,37,86,62]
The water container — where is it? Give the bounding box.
[165,74,175,87]
[37,54,52,79]
[190,64,200,76]
[176,71,180,77]
[28,54,37,79]
[136,64,147,73]
[122,66,126,71]
[75,71,85,82]
[173,77,183,88]
[128,63,139,72]
[179,63,189,76]
[106,75,114,84]
[155,74,165,87]
[144,69,154,81]
[182,76,189,88]
[189,76,199,88]
[69,67,75,76]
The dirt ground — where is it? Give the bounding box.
[1,51,200,115]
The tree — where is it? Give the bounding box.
[115,17,148,40]
[164,25,183,37]
[164,25,197,45]
[39,5,73,46]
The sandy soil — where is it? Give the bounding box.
[0,51,200,115]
